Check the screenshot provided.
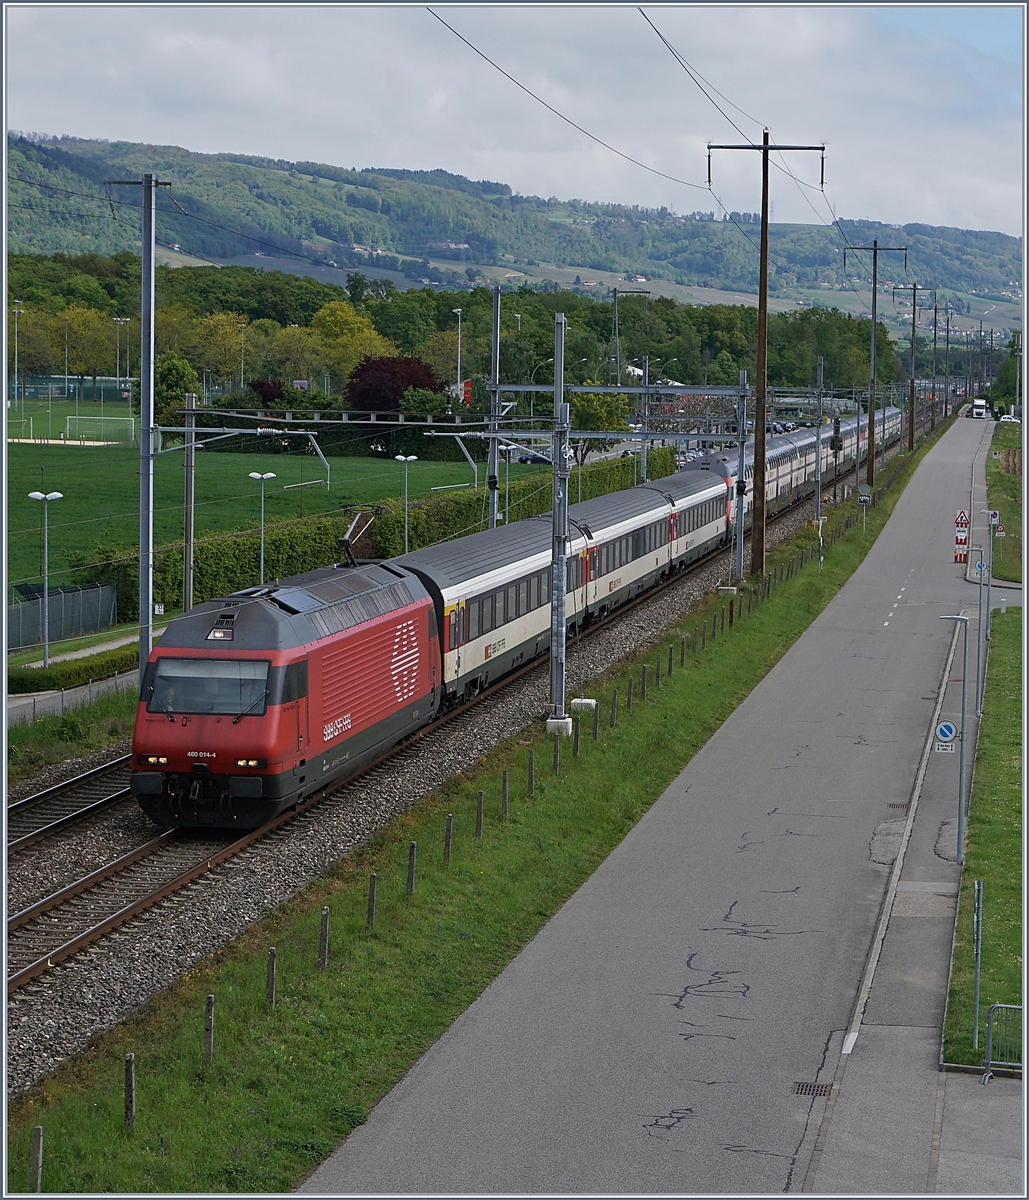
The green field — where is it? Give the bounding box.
[943,611,1023,1065]
[7,411,542,592]
[985,422,1022,583]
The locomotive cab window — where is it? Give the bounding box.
[146,658,270,716]
[281,660,308,703]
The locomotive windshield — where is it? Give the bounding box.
[147,658,270,716]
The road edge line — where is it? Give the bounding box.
[800,619,962,1193]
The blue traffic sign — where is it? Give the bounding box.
[936,721,957,743]
[976,560,987,573]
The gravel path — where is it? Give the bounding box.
[6,500,821,1098]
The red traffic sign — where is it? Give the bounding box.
[955,509,969,527]
[996,523,1005,534]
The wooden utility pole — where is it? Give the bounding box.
[709,131,824,575]
[931,298,939,430]
[944,305,951,416]
[844,240,905,486]
[895,282,927,451]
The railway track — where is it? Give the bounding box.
[7,756,133,855]
[6,457,890,997]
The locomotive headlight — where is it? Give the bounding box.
[235,758,265,768]
[141,755,168,765]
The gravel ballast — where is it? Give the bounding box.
[7,501,822,1098]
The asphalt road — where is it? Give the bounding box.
[302,419,995,1194]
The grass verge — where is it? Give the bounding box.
[6,690,138,784]
[6,425,951,1193]
[943,611,1023,1065]
[985,422,1022,583]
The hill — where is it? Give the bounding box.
[8,134,1021,306]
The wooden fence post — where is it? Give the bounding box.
[319,906,329,967]
[205,993,216,1058]
[266,949,277,1006]
[30,1126,43,1193]
[124,1053,136,1129]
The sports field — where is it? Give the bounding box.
[7,404,542,591]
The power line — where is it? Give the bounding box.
[426,7,708,192]
[634,10,878,314]
[638,8,756,140]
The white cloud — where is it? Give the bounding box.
[5,4,1023,235]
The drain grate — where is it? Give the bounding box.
[921,696,937,701]
[794,1082,832,1097]
[888,802,909,809]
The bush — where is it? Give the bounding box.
[67,451,676,616]
[368,448,676,557]
[7,645,139,693]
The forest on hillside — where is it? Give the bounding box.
[8,135,1021,302]
[9,249,913,407]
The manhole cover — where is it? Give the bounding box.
[794,1082,832,1097]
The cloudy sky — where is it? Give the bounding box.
[5,4,1025,236]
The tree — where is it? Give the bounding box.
[569,388,630,466]
[195,311,249,391]
[153,352,201,428]
[268,324,324,387]
[347,356,442,411]
[64,304,113,400]
[309,300,394,383]
[7,304,55,377]
[710,349,738,385]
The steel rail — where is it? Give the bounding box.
[7,791,132,855]
[8,754,131,814]
[7,443,897,996]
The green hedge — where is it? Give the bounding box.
[7,646,139,694]
[71,450,676,617]
[368,449,676,558]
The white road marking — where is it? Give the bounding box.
[884,621,890,626]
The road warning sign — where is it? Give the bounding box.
[955,510,969,527]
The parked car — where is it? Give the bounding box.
[518,452,552,464]
[999,414,1020,423]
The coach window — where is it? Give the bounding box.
[529,574,539,610]
[518,579,528,615]
[481,594,494,635]
[541,569,550,604]
[494,589,506,626]
[468,599,481,641]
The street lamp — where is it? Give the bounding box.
[248,472,276,584]
[114,316,130,397]
[452,308,463,401]
[529,357,554,420]
[939,615,970,866]
[395,455,418,553]
[28,490,63,668]
[12,300,25,414]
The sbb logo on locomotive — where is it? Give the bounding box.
[323,713,352,742]
[390,620,420,703]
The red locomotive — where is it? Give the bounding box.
[131,564,440,828]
